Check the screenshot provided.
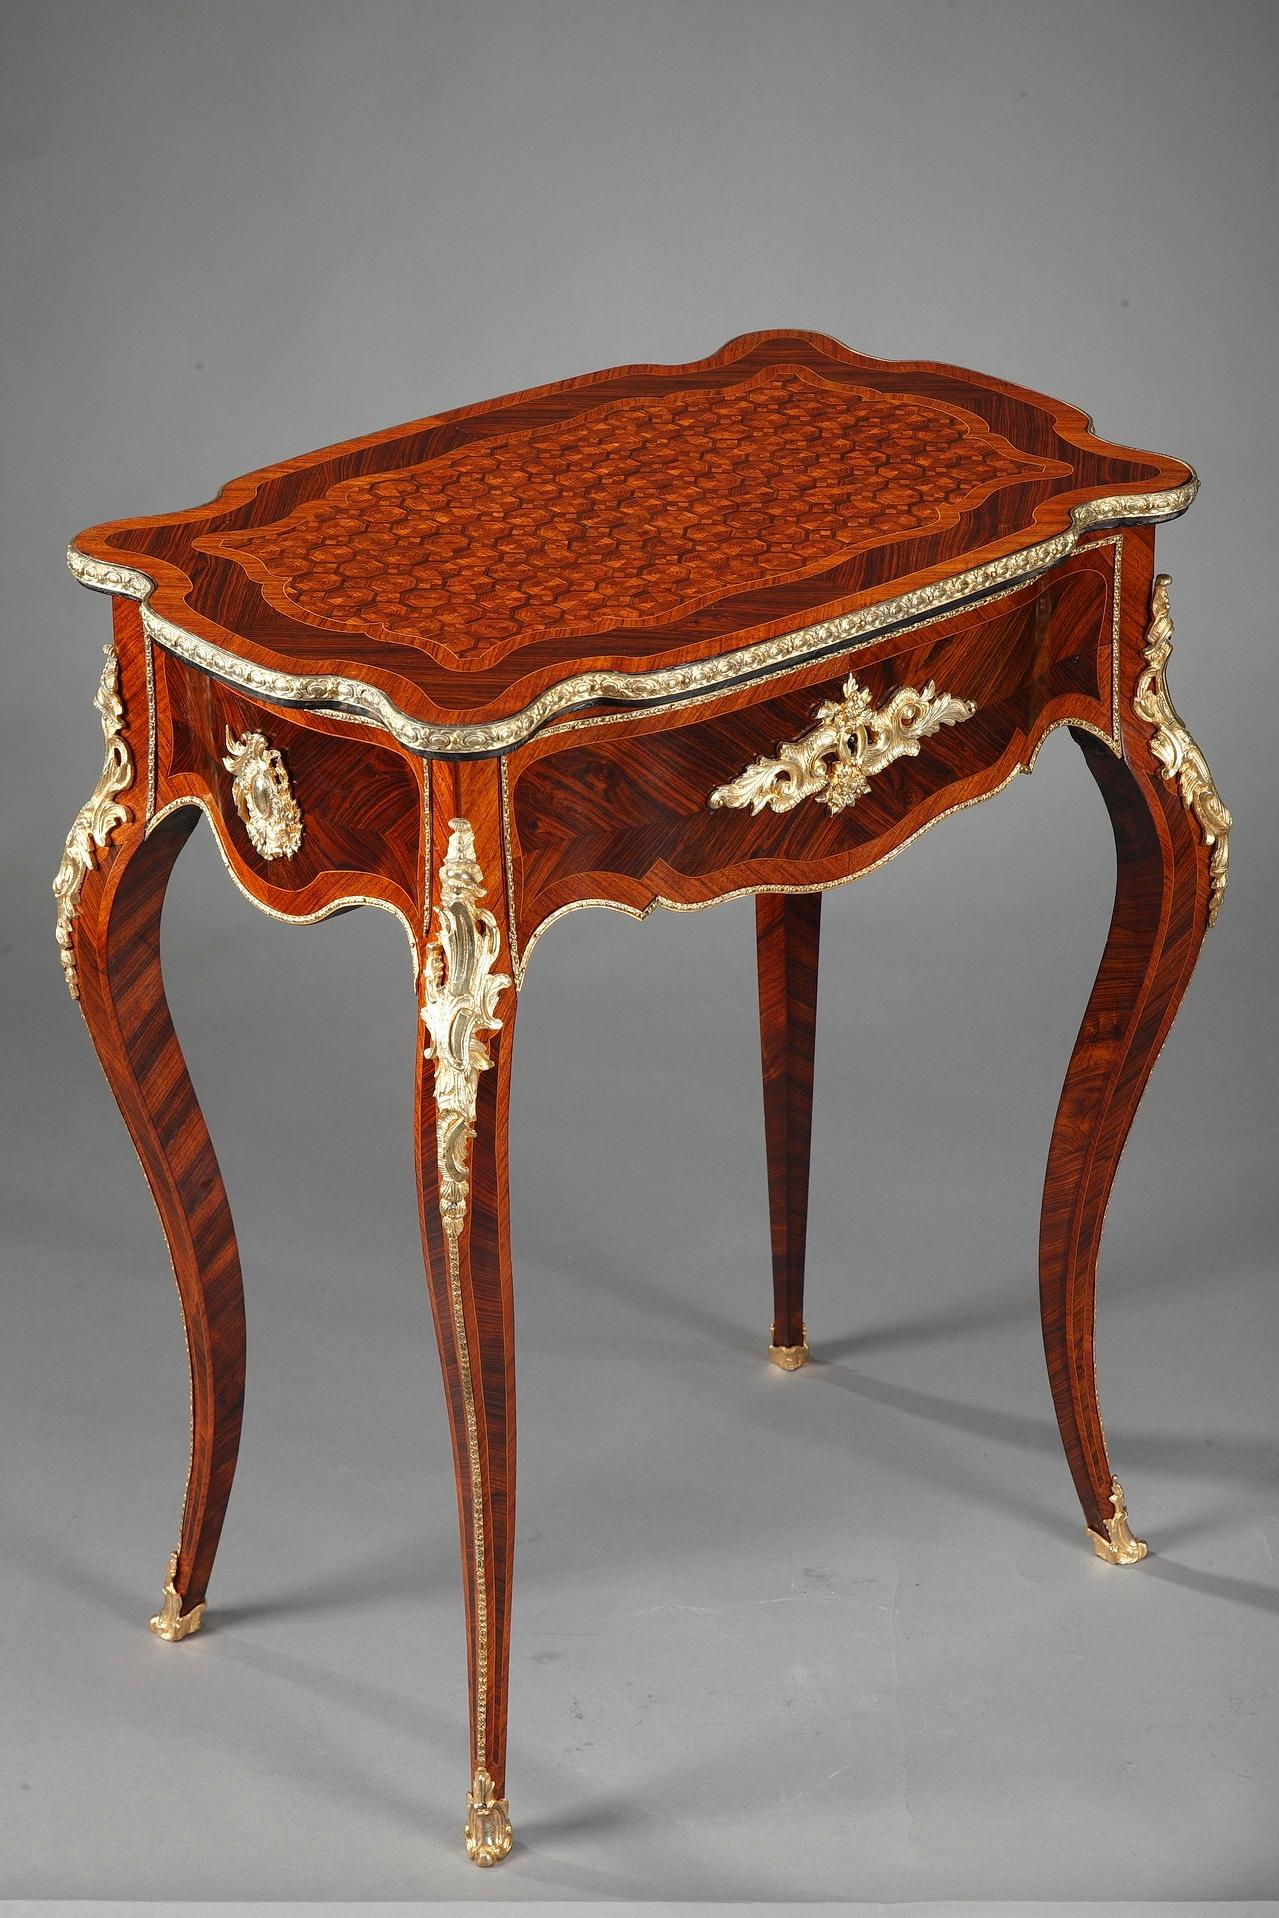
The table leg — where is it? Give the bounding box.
[414,815,517,1865]
[756,893,821,1369]
[1040,574,1230,1563]
[60,803,246,1636]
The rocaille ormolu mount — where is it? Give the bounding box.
[57,333,1227,1866]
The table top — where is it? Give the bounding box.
[69,331,1195,754]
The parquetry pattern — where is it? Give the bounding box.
[198,367,1060,665]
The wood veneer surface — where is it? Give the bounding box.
[71,332,1192,735]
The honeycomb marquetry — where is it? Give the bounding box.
[197,369,1060,666]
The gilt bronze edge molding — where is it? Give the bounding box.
[65,481,1193,757]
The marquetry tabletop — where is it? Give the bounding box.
[68,332,1195,753]
[58,331,1225,1872]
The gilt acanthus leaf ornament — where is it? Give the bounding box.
[53,646,133,999]
[222,727,303,860]
[709,673,977,816]
[148,1550,206,1640]
[1133,574,1231,926]
[464,1767,514,1867]
[421,819,512,1239]
[1087,1476,1148,1566]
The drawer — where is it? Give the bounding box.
[503,541,1118,961]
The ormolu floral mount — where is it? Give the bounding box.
[56,332,1227,1868]
[709,674,977,816]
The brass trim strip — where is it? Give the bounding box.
[67,484,1192,756]
[143,628,157,824]
[498,757,521,987]
[447,1229,491,1767]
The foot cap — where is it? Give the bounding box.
[1087,1476,1148,1565]
[465,1768,513,1866]
[768,1321,809,1370]
[149,1552,206,1641]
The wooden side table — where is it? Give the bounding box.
[58,332,1229,1867]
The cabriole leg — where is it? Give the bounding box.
[1040,573,1230,1562]
[756,893,821,1369]
[414,810,517,1865]
[57,706,246,1637]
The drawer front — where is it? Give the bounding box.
[153,646,424,908]
[504,542,1118,962]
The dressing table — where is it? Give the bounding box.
[57,332,1228,1865]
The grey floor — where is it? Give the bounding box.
[4,1910,1278,1918]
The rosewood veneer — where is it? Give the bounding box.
[56,331,1229,1868]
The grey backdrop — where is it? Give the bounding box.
[2,1,1276,1908]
